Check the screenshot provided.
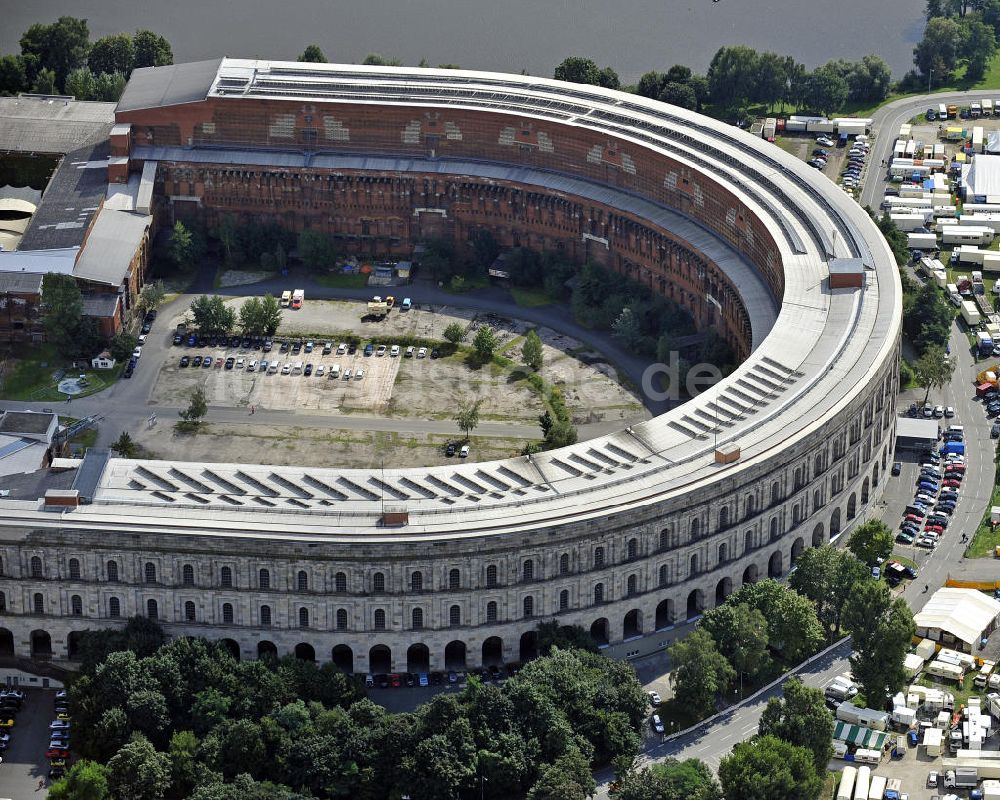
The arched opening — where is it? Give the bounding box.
[221,638,240,660]
[812,522,825,547]
[768,550,783,578]
[332,644,354,673]
[294,642,316,662]
[655,599,674,630]
[369,644,392,674]
[30,629,52,658]
[407,643,430,673]
[444,640,467,670]
[743,563,759,585]
[872,462,879,487]
[519,631,538,662]
[67,631,84,660]
[686,590,703,620]
[257,641,278,660]
[623,608,643,639]
[0,628,12,657]
[830,508,842,536]
[590,618,609,646]
[861,478,870,504]
[482,636,504,666]
[791,537,805,564]
[847,492,857,520]
[715,577,732,607]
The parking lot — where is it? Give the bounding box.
[776,132,872,198]
[1,688,62,797]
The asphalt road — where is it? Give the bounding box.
[594,91,1000,796]
[1,689,59,797]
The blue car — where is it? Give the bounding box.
[917,481,939,494]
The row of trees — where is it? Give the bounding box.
[52,620,647,800]
[0,16,172,98]
[187,294,283,337]
[553,48,892,117]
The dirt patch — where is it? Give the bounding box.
[131,421,527,468]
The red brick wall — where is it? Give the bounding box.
[120,97,782,355]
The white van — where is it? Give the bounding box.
[292,361,303,374]
[268,362,279,374]
[329,364,341,379]
[343,367,353,379]
[247,359,257,373]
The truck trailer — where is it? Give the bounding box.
[837,766,857,800]
[963,301,984,326]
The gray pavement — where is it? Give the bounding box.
[1,689,59,797]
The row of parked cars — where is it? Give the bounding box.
[364,664,516,689]
[0,689,23,767]
[47,690,71,780]
[899,433,965,549]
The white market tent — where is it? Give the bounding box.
[913,588,1000,648]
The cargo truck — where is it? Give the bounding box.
[291,289,304,309]
[975,661,997,688]
[280,290,291,307]
[977,332,995,357]
[985,99,995,116]
[962,301,983,327]
[973,102,983,118]
[837,702,889,731]
[908,233,938,249]
[837,766,857,800]
[945,767,980,788]
[853,766,871,800]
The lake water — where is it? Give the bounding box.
[0,0,927,83]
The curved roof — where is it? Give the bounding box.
[3,60,901,541]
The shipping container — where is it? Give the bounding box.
[907,233,938,249]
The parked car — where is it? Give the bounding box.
[651,714,665,734]
[891,462,902,476]
[648,691,662,706]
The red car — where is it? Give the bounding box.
[946,463,966,472]
[942,479,961,488]
[45,748,70,760]
[925,525,944,534]
[904,513,923,523]
[389,673,402,688]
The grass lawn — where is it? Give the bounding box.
[509,286,553,307]
[0,345,120,401]
[315,272,369,289]
[443,274,490,293]
[967,482,1000,558]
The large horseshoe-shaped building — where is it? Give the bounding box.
[0,59,900,673]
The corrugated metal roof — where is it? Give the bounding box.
[116,59,222,113]
[73,209,150,287]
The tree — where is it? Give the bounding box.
[801,65,849,115]
[598,66,620,89]
[875,212,910,266]
[299,45,327,63]
[845,54,892,103]
[473,325,498,360]
[668,628,734,716]
[443,322,465,345]
[962,18,998,81]
[0,54,28,95]
[616,758,722,800]
[109,331,138,362]
[636,71,665,99]
[612,307,644,350]
[296,229,336,272]
[189,295,236,334]
[178,387,208,427]
[843,581,916,703]
[42,273,84,357]
[168,221,197,268]
[847,519,895,567]
[238,295,282,336]
[788,546,868,638]
[905,284,954,353]
[754,51,788,110]
[106,735,171,800]
[65,66,96,100]
[658,81,697,110]
[914,345,957,403]
[20,16,90,92]
[48,760,110,800]
[522,329,544,370]
[215,215,239,264]
[758,678,834,771]
[455,399,482,439]
[88,34,134,77]
[914,16,964,83]
[111,431,138,459]
[132,30,173,69]
[707,46,760,113]
[554,56,601,85]
[137,281,166,315]
[32,67,58,95]
[167,730,201,800]
[362,53,402,66]
[727,580,823,661]
[718,735,822,800]
[93,71,127,101]
[700,603,772,683]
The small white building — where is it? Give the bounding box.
[914,588,1000,653]
[90,351,115,370]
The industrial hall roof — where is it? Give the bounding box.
[115,59,223,112]
[914,588,1000,645]
[0,96,114,154]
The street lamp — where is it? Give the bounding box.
[928,68,934,95]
